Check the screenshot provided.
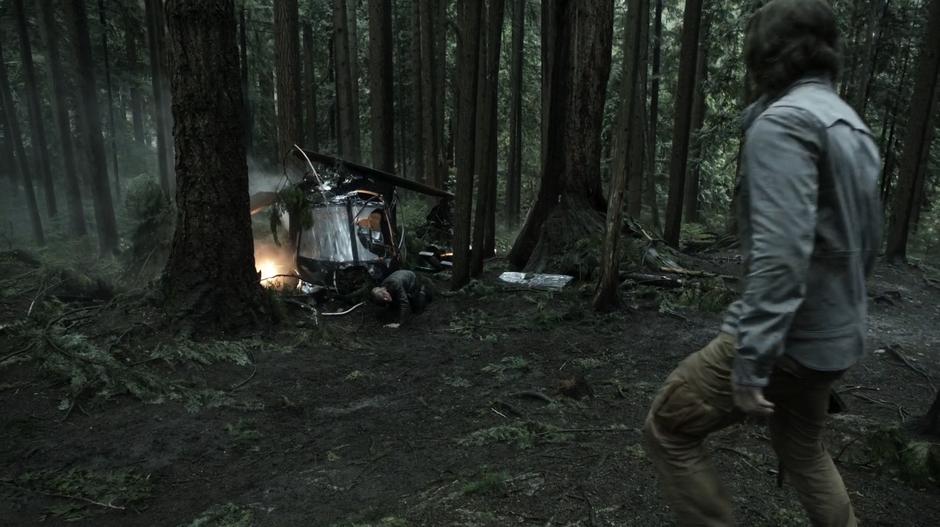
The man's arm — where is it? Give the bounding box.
[733,107,822,388]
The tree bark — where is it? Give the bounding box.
[594,0,647,311]
[163,0,263,332]
[451,0,482,290]
[509,0,613,274]
[852,0,889,116]
[13,0,57,218]
[646,0,663,231]
[0,33,44,245]
[303,22,319,152]
[241,8,253,153]
[885,0,940,262]
[683,12,709,225]
[411,1,424,181]
[145,0,172,197]
[368,0,395,172]
[626,0,649,220]
[334,0,361,162]
[348,0,362,158]
[506,0,525,228]
[65,0,120,256]
[39,0,87,238]
[433,0,447,189]
[275,0,303,165]
[470,0,505,277]
[663,0,703,247]
[124,5,146,146]
[418,0,440,188]
[96,0,121,200]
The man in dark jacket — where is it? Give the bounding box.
[371,269,433,326]
[642,1,881,526]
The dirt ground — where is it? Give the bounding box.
[1,252,939,526]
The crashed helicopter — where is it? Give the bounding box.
[250,146,454,293]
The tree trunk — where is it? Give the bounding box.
[451,0,482,290]
[348,0,362,159]
[885,0,940,262]
[124,6,146,146]
[163,0,263,332]
[683,12,709,225]
[368,0,395,173]
[241,8,253,153]
[39,0,87,238]
[626,0,649,220]
[646,0,663,231]
[594,0,647,311]
[662,0,703,247]
[145,0,172,197]
[852,0,889,116]
[275,0,303,165]
[509,0,613,275]
[411,2,425,181]
[96,0,121,200]
[506,0,525,228]
[13,0,57,218]
[0,33,44,245]
[470,0,505,277]
[256,31,277,163]
[303,22,319,152]
[433,0,447,189]
[65,0,120,256]
[334,0,361,162]
[418,0,440,188]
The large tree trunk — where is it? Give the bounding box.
[505,0,525,228]
[0,33,44,245]
[368,0,395,172]
[163,0,263,331]
[65,0,120,256]
[303,22,319,152]
[470,0,505,277]
[683,12,709,225]
[241,8,254,153]
[124,5,146,146]
[97,0,121,200]
[594,0,647,311]
[662,0,703,247]
[852,0,889,116]
[275,0,303,165]
[885,0,940,262]
[334,0,361,162]
[646,0,663,231]
[39,0,87,238]
[347,0,362,158]
[13,0,57,218]
[509,0,613,275]
[626,0,649,220]
[145,0,172,197]
[433,0,447,189]
[451,0,482,290]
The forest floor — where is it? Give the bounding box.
[1,248,940,526]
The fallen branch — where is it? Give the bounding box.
[510,391,556,405]
[229,367,257,392]
[0,343,33,365]
[0,480,126,511]
[886,346,936,393]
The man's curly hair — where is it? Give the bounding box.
[745,0,842,96]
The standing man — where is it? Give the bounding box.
[642,1,882,526]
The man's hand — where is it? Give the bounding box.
[733,385,775,416]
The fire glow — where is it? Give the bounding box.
[255,242,299,291]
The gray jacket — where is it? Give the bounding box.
[722,78,882,387]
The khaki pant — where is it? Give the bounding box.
[642,333,857,527]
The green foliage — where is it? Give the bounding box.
[123,176,174,277]
[671,277,736,313]
[17,467,152,522]
[225,419,263,448]
[179,503,254,527]
[269,186,313,246]
[458,421,573,450]
[448,308,498,342]
[462,468,510,495]
[150,340,254,367]
[481,356,529,377]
